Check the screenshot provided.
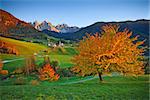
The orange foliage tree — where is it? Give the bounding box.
[38,63,60,81]
[38,56,60,81]
[72,24,145,81]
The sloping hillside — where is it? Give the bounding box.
[0,9,47,40]
[0,36,47,55]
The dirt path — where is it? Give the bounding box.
[2,58,24,64]
[59,74,119,85]
[60,76,99,85]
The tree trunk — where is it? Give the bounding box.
[98,71,103,81]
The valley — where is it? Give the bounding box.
[0,6,149,100]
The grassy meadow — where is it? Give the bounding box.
[0,36,47,55]
[0,37,149,100]
[0,75,149,99]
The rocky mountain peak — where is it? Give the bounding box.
[31,21,80,33]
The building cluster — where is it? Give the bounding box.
[48,41,64,48]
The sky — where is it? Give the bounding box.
[0,0,149,27]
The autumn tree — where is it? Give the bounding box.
[0,59,8,75]
[38,63,60,81]
[72,24,145,81]
[0,40,19,55]
[38,55,60,81]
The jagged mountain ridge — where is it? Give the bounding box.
[31,21,80,33]
[32,21,60,32]
[56,24,80,33]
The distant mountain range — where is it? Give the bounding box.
[0,9,149,48]
[43,19,149,45]
[30,21,80,33]
[56,24,80,33]
[31,21,60,32]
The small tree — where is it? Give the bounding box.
[38,56,60,81]
[72,24,145,81]
[38,63,60,81]
[24,55,36,75]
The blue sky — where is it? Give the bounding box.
[0,0,149,27]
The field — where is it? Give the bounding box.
[0,37,149,100]
[0,36,47,55]
[0,37,76,70]
[0,75,149,99]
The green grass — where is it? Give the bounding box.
[1,38,149,100]
[64,47,78,55]
[48,47,76,68]
[2,54,74,73]
[0,75,149,100]
[3,59,25,72]
[1,46,76,69]
[0,40,76,69]
[49,55,74,68]
[49,47,78,55]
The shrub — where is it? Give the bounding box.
[0,70,8,75]
[12,68,24,74]
[38,63,60,81]
[57,68,75,77]
[30,80,39,86]
[14,77,26,85]
[50,60,75,77]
